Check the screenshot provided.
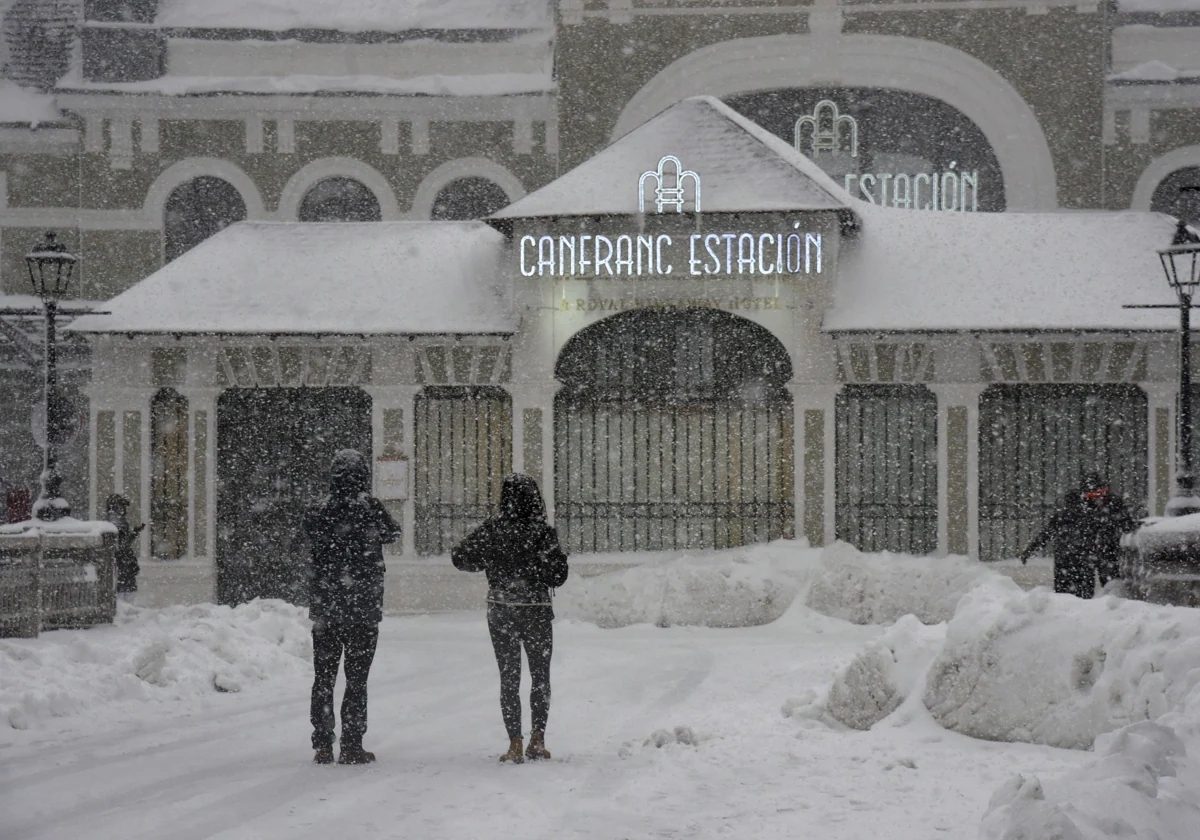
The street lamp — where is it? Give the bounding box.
[1160,219,1200,516]
[25,231,79,522]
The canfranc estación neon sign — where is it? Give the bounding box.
[794,99,980,212]
[519,156,822,278]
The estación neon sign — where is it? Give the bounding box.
[519,228,822,278]
[519,156,823,278]
[795,100,982,212]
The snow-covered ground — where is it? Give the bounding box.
[2,542,1198,840]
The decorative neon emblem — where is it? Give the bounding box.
[794,99,858,159]
[638,155,701,213]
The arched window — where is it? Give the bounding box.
[1150,167,1200,227]
[430,177,511,220]
[298,177,382,222]
[163,176,247,262]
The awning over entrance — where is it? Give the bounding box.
[67,221,516,335]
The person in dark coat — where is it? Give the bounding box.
[302,449,399,765]
[1020,473,1137,598]
[451,474,569,763]
[105,494,143,604]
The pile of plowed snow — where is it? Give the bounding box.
[2,600,311,730]
[794,551,1200,839]
[555,541,822,628]
[556,539,999,628]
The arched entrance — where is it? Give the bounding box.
[150,388,188,559]
[215,387,372,605]
[555,309,794,553]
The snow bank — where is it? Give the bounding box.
[804,541,1002,626]
[825,614,945,731]
[555,542,821,628]
[923,580,1200,749]
[979,720,1200,839]
[557,540,1007,629]
[1,600,312,730]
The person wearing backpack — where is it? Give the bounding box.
[452,474,569,763]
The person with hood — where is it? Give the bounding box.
[303,448,399,765]
[452,474,569,763]
[1020,472,1137,598]
[105,494,143,604]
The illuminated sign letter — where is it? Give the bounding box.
[537,236,555,277]
[558,235,575,276]
[595,235,615,276]
[655,234,673,274]
[758,233,777,274]
[519,235,536,277]
[638,155,701,214]
[738,233,756,275]
[615,235,634,275]
[806,232,822,274]
[636,235,654,274]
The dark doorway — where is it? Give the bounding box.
[1150,168,1200,228]
[555,309,794,553]
[216,387,372,605]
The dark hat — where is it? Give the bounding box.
[105,493,129,511]
[1081,472,1107,492]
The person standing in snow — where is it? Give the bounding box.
[451,474,569,763]
[303,449,399,765]
[105,494,143,605]
[1020,473,1137,598]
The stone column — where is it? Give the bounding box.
[365,385,418,557]
[930,384,983,558]
[790,383,839,548]
[511,383,559,518]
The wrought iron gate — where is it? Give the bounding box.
[979,384,1147,562]
[835,385,938,554]
[414,386,511,555]
[554,309,794,553]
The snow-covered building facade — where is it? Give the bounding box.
[68,98,1194,604]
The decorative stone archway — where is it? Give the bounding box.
[613,34,1058,211]
[277,157,400,221]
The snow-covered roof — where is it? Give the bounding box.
[60,72,554,97]
[0,81,60,126]
[67,222,516,335]
[490,96,852,220]
[1118,0,1200,11]
[155,0,552,32]
[825,203,1189,333]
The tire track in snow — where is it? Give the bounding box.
[0,668,479,840]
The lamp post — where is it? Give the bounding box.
[25,231,79,522]
[1160,220,1200,516]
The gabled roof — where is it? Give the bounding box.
[490,96,853,220]
[825,202,1189,333]
[155,0,552,32]
[67,221,515,336]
